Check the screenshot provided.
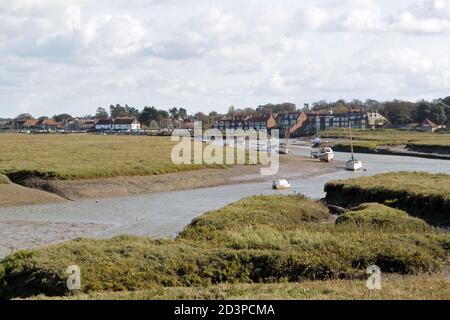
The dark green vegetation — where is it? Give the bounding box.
[322,129,450,154]
[1,195,448,299]
[325,172,450,226]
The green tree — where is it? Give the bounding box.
[95,107,109,119]
[53,114,72,122]
[15,113,33,120]
[110,104,128,118]
[124,105,140,118]
[383,100,416,125]
[139,106,159,126]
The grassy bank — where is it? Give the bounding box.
[321,128,450,154]
[0,195,448,299]
[0,134,229,181]
[28,274,450,300]
[0,174,10,184]
[325,172,450,226]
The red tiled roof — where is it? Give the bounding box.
[114,118,136,125]
[421,118,438,128]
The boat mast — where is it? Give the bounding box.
[349,122,354,160]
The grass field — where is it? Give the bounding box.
[1,195,448,299]
[325,172,450,226]
[0,134,229,180]
[320,128,450,153]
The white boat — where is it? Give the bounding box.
[318,147,334,162]
[346,156,363,171]
[279,143,289,154]
[272,179,291,190]
[345,124,363,171]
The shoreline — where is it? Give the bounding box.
[293,138,450,160]
[0,154,342,208]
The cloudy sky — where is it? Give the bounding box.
[2,0,450,118]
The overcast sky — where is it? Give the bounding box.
[2,0,450,118]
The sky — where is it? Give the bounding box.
[2,0,450,118]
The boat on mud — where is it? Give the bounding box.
[272,179,291,190]
[311,147,334,162]
[279,143,289,154]
[311,136,321,148]
[345,124,363,171]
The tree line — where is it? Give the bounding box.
[309,98,450,126]
[13,97,450,129]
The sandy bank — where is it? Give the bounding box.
[4,155,342,206]
[0,184,66,207]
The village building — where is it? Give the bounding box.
[246,114,276,131]
[36,118,62,131]
[303,111,387,134]
[276,112,308,137]
[9,119,39,131]
[214,116,249,131]
[214,114,276,131]
[66,118,97,132]
[415,118,442,132]
[95,118,141,132]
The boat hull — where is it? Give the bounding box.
[346,160,363,171]
[272,179,291,190]
[319,153,334,162]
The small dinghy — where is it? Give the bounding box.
[318,147,334,162]
[345,124,363,171]
[346,155,363,171]
[272,179,291,190]
[279,143,289,154]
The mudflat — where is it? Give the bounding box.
[0,184,66,207]
[1,155,341,206]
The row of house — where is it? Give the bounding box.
[3,117,142,133]
[213,111,388,136]
[95,118,141,132]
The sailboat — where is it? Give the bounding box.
[346,124,363,171]
[311,113,321,147]
[279,128,290,154]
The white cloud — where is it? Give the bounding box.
[83,15,148,56]
[2,0,450,117]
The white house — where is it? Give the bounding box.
[95,118,141,132]
[113,118,141,131]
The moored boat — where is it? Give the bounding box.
[279,143,289,154]
[272,179,291,190]
[346,124,363,171]
[318,147,334,162]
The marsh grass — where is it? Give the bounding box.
[0,174,10,184]
[0,195,448,299]
[0,134,231,180]
[322,128,450,152]
[325,172,450,226]
[27,274,450,300]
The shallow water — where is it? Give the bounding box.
[0,149,449,257]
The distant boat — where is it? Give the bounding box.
[272,179,291,190]
[311,136,321,147]
[345,124,363,171]
[279,143,289,154]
